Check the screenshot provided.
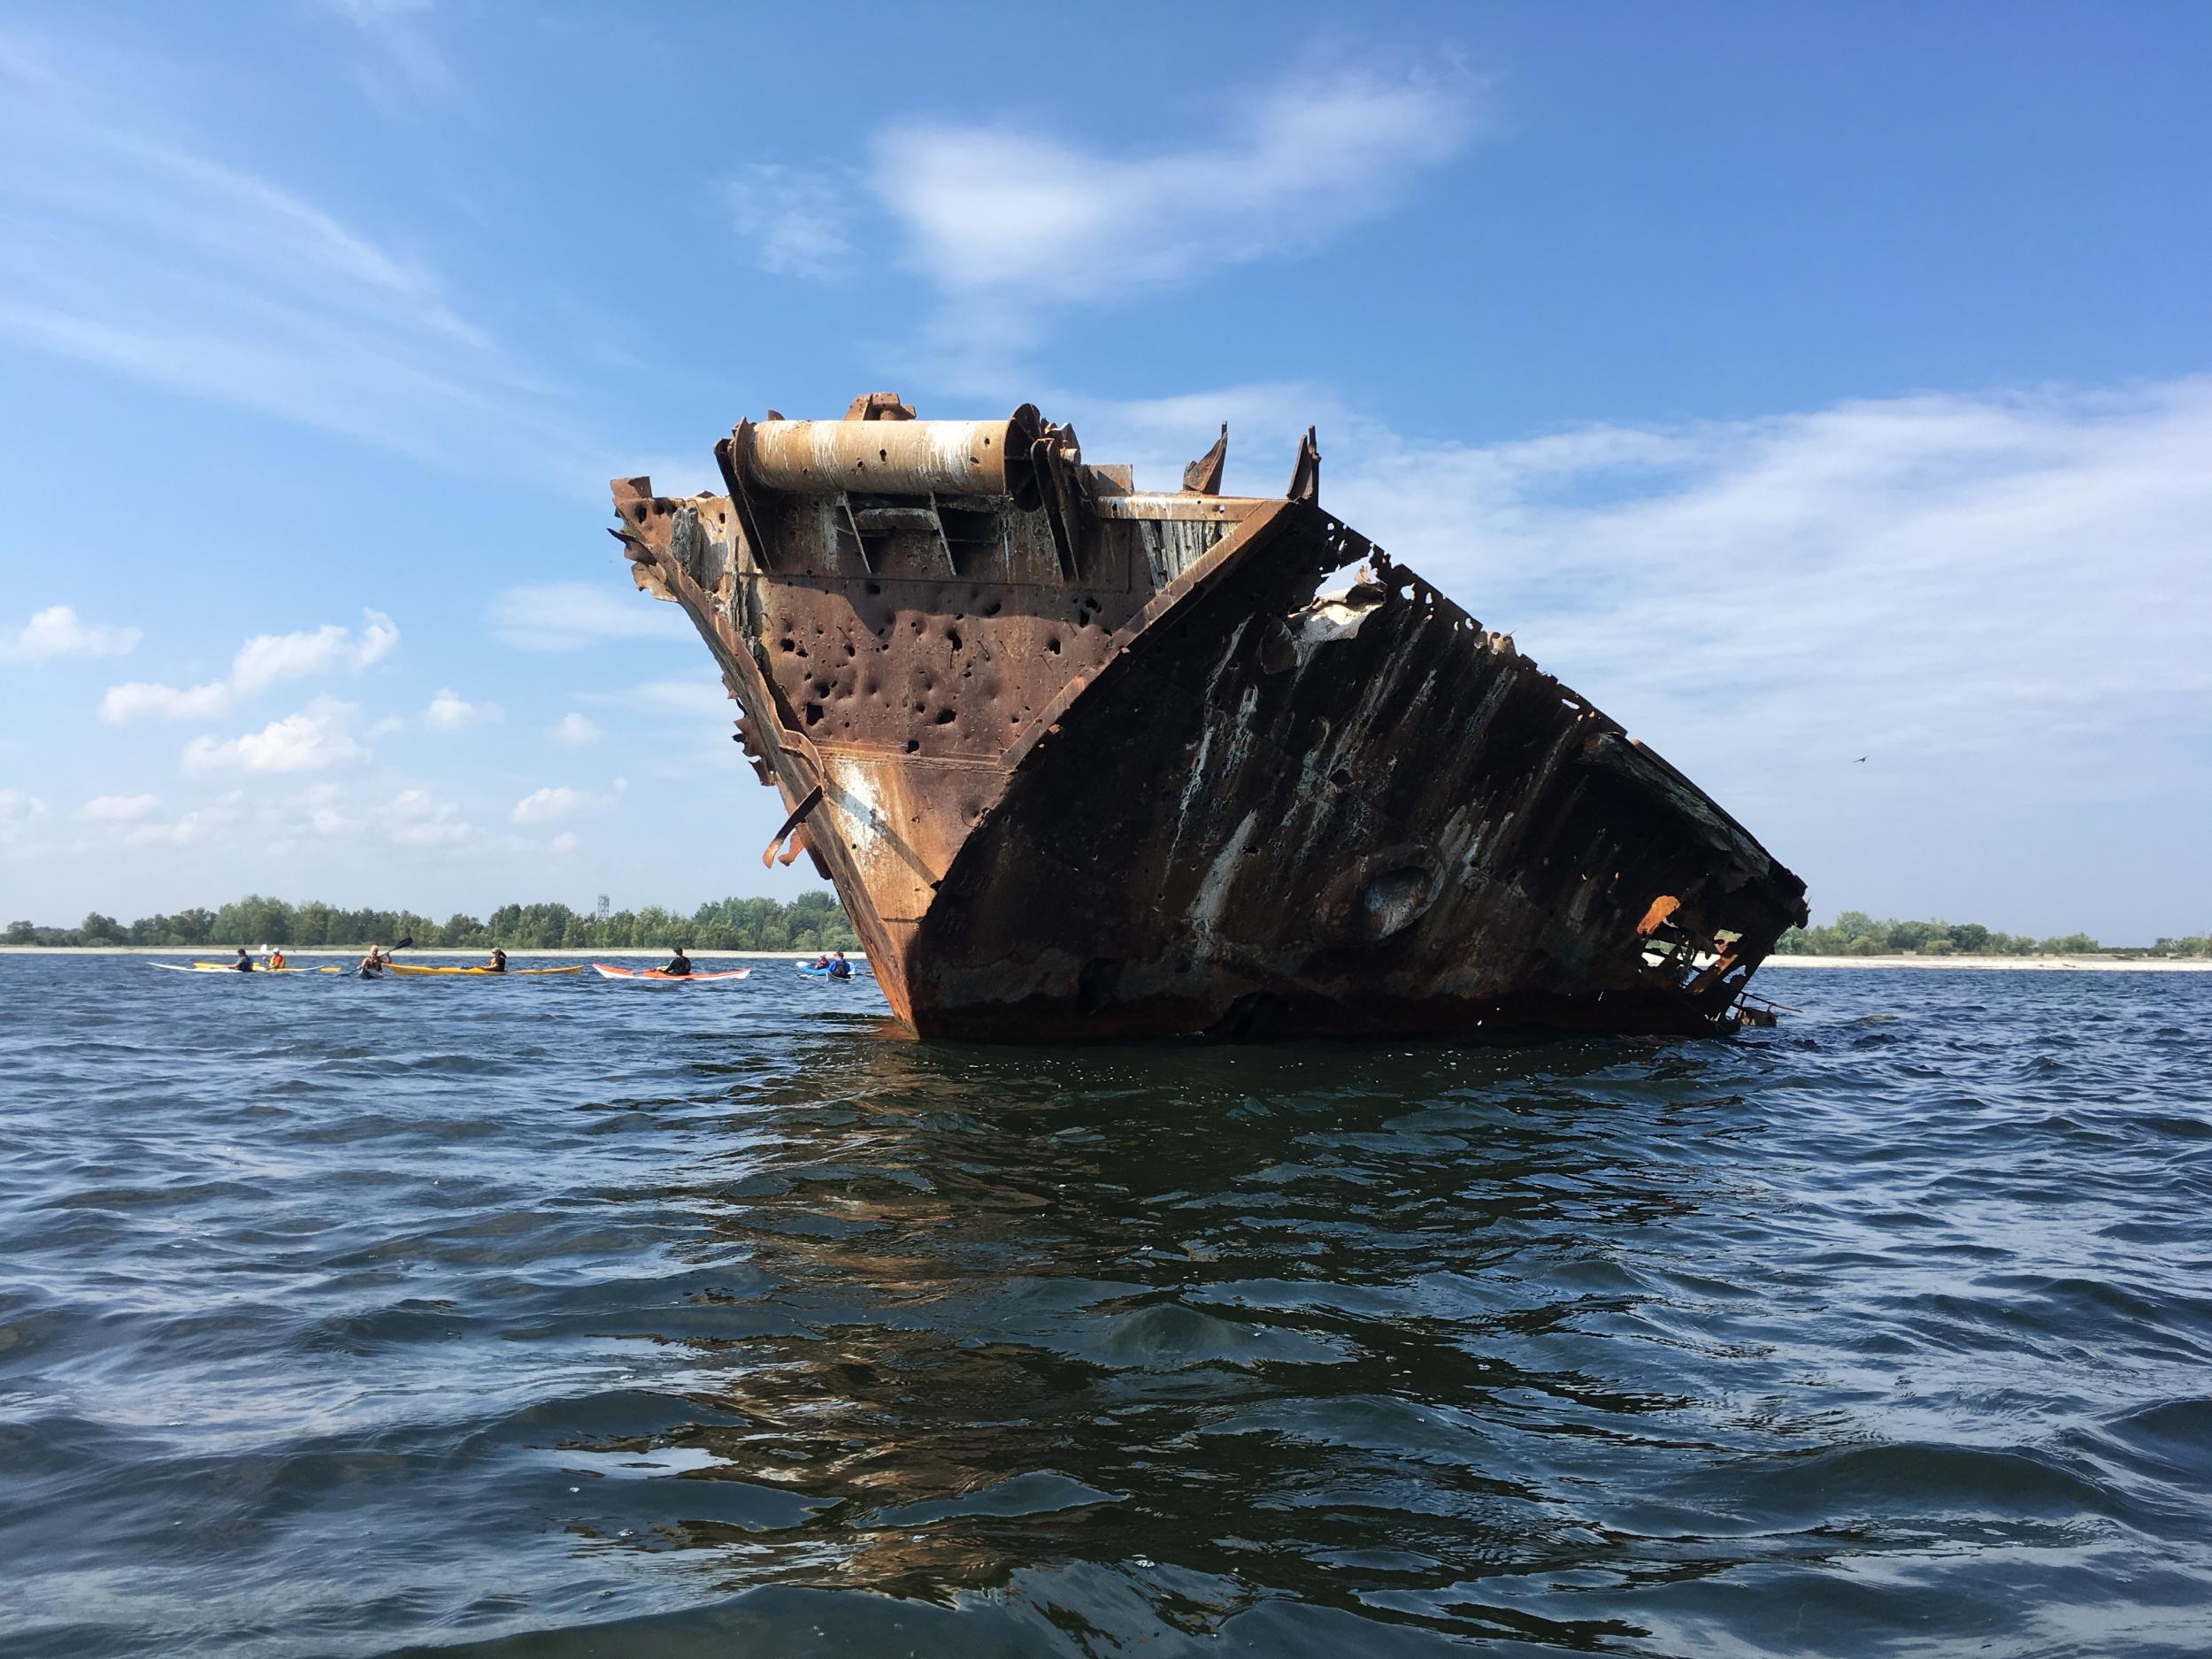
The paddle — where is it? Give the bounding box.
[347,936,414,976]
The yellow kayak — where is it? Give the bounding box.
[383,963,582,977]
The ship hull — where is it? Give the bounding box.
[611,397,1807,1041]
[907,507,1801,1040]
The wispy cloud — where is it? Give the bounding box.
[77,793,157,822]
[101,609,397,724]
[326,0,455,105]
[0,32,546,459]
[488,582,693,651]
[1,604,142,661]
[182,698,370,774]
[0,789,47,845]
[424,687,502,730]
[726,163,856,278]
[552,712,599,745]
[1302,377,2212,818]
[573,679,728,715]
[125,795,242,847]
[871,65,1481,303]
[511,780,623,824]
[383,786,471,846]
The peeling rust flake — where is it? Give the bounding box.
[608,395,1809,1041]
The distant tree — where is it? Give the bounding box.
[2039,933,2099,955]
[10,892,864,950]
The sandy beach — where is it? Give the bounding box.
[0,946,857,960]
[1764,954,2212,972]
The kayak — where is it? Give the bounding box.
[385,964,582,977]
[157,961,326,973]
[795,960,856,979]
[591,963,752,981]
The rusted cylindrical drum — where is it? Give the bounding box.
[746,408,1041,498]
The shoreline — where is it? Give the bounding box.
[1762,954,2212,972]
[4,947,2205,972]
[0,946,863,961]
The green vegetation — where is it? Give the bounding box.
[1774,912,2212,958]
[3,893,859,952]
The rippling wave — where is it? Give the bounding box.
[1,959,2208,1656]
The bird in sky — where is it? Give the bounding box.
[1854,756,1868,764]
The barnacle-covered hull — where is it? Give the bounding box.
[611,396,1807,1041]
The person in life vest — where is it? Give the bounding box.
[265,945,285,971]
[233,946,255,972]
[485,947,507,973]
[660,944,692,976]
[828,949,853,981]
[357,943,391,977]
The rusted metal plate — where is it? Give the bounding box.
[611,397,1808,1041]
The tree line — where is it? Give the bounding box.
[1774,911,2211,957]
[4,893,860,952]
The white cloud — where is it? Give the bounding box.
[231,611,396,690]
[182,698,369,773]
[424,687,503,730]
[77,793,157,821]
[0,789,47,844]
[488,582,692,651]
[101,608,398,723]
[574,679,729,715]
[552,712,599,745]
[1220,373,2210,933]
[99,678,231,723]
[0,37,527,460]
[872,65,1479,303]
[326,0,454,104]
[383,786,471,846]
[0,604,141,661]
[511,783,619,825]
[1317,378,2212,757]
[726,163,856,278]
[124,798,240,847]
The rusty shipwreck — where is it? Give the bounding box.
[609,395,1808,1041]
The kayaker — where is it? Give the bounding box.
[233,946,254,972]
[265,945,286,971]
[828,949,853,981]
[810,953,831,970]
[357,943,391,978]
[661,944,692,977]
[486,948,507,973]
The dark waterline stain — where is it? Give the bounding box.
[1,960,2209,1657]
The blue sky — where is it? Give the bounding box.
[2,3,2207,940]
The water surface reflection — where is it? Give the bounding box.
[532,1032,1809,1650]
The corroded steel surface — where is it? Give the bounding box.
[611,396,1808,1041]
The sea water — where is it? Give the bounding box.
[1,957,2208,1657]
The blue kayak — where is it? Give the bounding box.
[795,960,856,980]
